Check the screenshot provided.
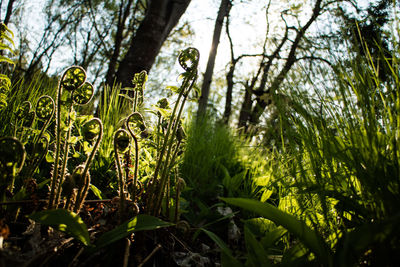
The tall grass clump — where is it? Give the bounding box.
[250,35,400,265]
[0,74,58,137]
[91,84,130,195]
[217,28,400,266]
[181,115,240,201]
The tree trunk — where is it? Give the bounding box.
[105,0,134,86]
[3,0,15,25]
[197,0,231,117]
[116,0,191,88]
[222,61,235,123]
[237,82,253,130]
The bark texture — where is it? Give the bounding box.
[116,0,191,88]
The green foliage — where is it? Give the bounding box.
[0,50,200,266]
[93,214,173,250]
[244,225,272,267]
[0,74,58,138]
[48,66,99,209]
[28,209,173,252]
[221,197,332,266]
[0,23,14,112]
[144,47,199,216]
[200,228,242,267]
[29,209,91,246]
[214,24,400,266]
[0,137,26,198]
[181,116,239,201]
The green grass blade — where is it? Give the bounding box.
[29,209,91,246]
[200,228,243,267]
[221,197,332,266]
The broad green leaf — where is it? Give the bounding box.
[94,215,173,250]
[261,227,288,249]
[221,198,332,266]
[281,243,309,265]
[244,226,272,267]
[37,178,51,189]
[200,228,242,267]
[68,136,80,145]
[245,217,274,237]
[46,150,54,163]
[152,105,171,118]
[118,93,134,103]
[29,209,91,246]
[166,85,182,94]
[260,189,273,202]
[90,184,103,200]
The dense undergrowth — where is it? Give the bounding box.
[0,19,400,267]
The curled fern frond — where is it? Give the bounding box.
[132,70,148,91]
[157,98,170,109]
[114,128,131,218]
[15,101,35,129]
[0,137,26,192]
[16,101,32,120]
[178,47,200,72]
[114,129,131,154]
[81,118,103,178]
[82,117,102,141]
[127,112,146,132]
[36,95,55,121]
[72,82,94,105]
[60,66,86,92]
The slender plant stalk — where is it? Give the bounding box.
[153,75,197,215]
[74,118,103,212]
[54,103,74,207]
[126,115,139,201]
[48,71,69,209]
[145,93,183,212]
[114,129,129,219]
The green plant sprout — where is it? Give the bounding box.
[49,66,95,209]
[146,47,199,216]
[13,101,35,138]
[0,48,201,266]
[108,47,199,221]
[21,95,55,179]
[114,128,131,218]
[125,112,142,202]
[0,137,26,198]
[73,117,103,212]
